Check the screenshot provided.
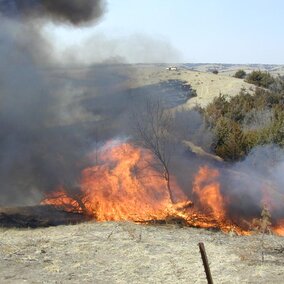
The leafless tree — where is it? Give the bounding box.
[133,99,176,203]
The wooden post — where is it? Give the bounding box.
[198,242,214,284]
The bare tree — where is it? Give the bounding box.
[133,99,176,203]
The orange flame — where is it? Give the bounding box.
[42,141,284,236]
[43,141,187,221]
[273,220,284,236]
[192,166,226,220]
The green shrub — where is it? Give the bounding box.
[245,70,275,88]
[212,69,219,75]
[213,117,248,160]
[203,80,284,161]
[234,69,246,79]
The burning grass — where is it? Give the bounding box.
[41,140,284,236]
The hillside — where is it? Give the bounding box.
[183,63,284,77]
[51,64,256,112]
[1,222,284,283]
[128,65,255,108]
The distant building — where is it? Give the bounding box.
[166,66,178,71]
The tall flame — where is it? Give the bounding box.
[43,140,187,221]
[192,166,226,220]
[82,142,172,221]
[42,140,284,236]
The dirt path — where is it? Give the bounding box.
[1,222,284,283]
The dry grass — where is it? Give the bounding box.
[1,222,284,283]
[129,66,255,109]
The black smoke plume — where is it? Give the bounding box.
[0,0,105,24]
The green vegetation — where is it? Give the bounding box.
[202,76,284,161]
[212,69,219,75]
[234,69,246,79]
[245,70,275,88]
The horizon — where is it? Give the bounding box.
[43,0,284,65]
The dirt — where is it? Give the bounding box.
[1,222,284,283]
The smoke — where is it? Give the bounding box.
[0,1,106,206]
[220,144,284,221]
[0,0,180,208]
[0,18,71,204]
[0,0,105,25]
[0,9,151,206]
[48,32,181,66]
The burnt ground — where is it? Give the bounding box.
[0,222,284,283]
[0,206,86,228]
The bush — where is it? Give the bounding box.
[211,117,247,160]
[212,69,219,75]
[245,70,275,88]
[202,80,284,161]
[234,69,246,79]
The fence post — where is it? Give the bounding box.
[198,242,214,284]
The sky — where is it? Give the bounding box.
[46,0,284,64]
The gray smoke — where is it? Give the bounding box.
[0,12,146,206]
[220,144,284,222]
[56,33,181,65]
[0,0,105,25]
[0,0,181,208]
[0,0,106,206]
[0,18,81,205]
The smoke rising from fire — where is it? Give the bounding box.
[0,10,164,205]
[223,145,284,220]
[0,0,105,25]
[52,33,181,65]
[0,18,79,204]
[0,0,106,205]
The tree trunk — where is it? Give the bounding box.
[164,169,174,203]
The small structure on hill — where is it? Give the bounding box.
[166,66,178,71]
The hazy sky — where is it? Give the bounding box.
[46,0,284,64]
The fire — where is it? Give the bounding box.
[42,140,284,236]
[192,166,225,220]
[273,220,284,236]
[82,142,172,221]
[43,140,188,221]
